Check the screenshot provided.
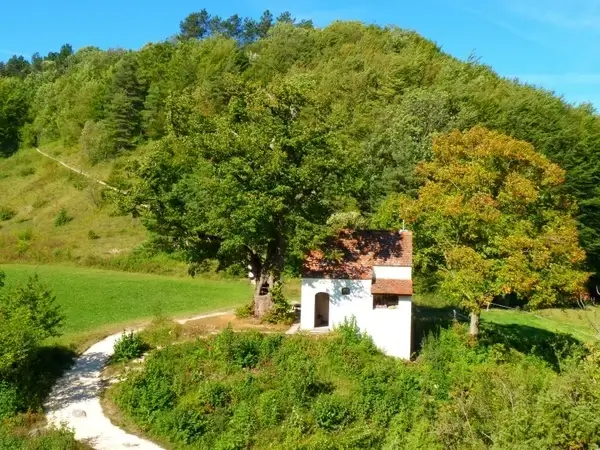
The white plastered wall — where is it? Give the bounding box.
[373,265,411,280]
[300,278,412,359]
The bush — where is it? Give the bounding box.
[108,322,600,449]
[0,420,81,449]
[80,120,114,164]
[0,207,15,221]
[313,394,353,430]
[18,166,35,177]
[262,282,294,325]
[54,208,72,227]
[111,331,147,363]
[0,274,64,376]
[235,302,254,319]
[0,382,19,419]
[0,273,69,426]
[87,230,100,240]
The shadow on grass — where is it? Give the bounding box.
[479,322,585,371]
[412,306,586,370]
[412,305,461,354]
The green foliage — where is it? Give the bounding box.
[3,13,600,282]
[313,394,353,430]
[0,77,29,157]
[53,208,72,227]
[0,207,16,221]
[111,331,147,363]
[234,302,254,319]
[0,271,69,421]
[0,420,83,449]
[262,283,294,324]
[0,383,19,420]
[110,322,600,449]
[401,128,589,332]
[125,75,365,307]
[87,230,99,240]
[79,120,113,164]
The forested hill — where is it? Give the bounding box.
[1,10,600,278]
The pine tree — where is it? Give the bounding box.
[104,57,145,152]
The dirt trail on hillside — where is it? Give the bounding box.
[35,147,125,194]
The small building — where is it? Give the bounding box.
[300,230,413,359]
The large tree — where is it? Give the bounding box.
[104,56,146,152]
[0,77,29,156]
[126,77,363,316]
[400,127,589,335]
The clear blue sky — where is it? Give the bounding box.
[1,0,598,107]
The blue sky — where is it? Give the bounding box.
[1,0,599,107]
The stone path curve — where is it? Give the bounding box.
[44,311,231,450]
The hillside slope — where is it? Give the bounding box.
[0,144,146,264]
[2,17,600,277]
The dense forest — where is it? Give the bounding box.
[1,9,600,287]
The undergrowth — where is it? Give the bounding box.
[109,321,600,449]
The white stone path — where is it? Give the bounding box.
[44,311,232,450]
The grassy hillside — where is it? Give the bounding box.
[0,144,148,265]
[1,264,253,348]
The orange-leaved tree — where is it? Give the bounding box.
[400,127,589,335]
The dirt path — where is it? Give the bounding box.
[44,312,231,450]
[35,147,125,194]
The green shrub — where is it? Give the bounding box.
[0,421,81,449]
[262,282,294,325]
[0,207,15,221]
[108,321,600,449]
[139,318,182,348]
[313,394,353,430]
[257,390,286,427]
[80,120,114,165]
[54,208,72,227]
[198,381,232,409]
[87,230,100,240]
[235,302,253,319]
[169,407,207,445]
[0,382,19,419]
[111,331,147,363]
[214,327,268,370]
[32,198,48,209]
[18,166,35,177]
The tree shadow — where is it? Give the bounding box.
[479,322,585,371]
[44,349,110,411]
[411,306,586,370]
[412,305,464,354]
[17,345,77,411]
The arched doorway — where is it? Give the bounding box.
[314,292,330,328]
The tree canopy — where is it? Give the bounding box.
[125,77,364,314]
[1,10,600,287]
[399,127,589,333]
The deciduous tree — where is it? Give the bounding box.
[400,127,589,335]
[126,77,363,316]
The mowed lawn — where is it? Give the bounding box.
[1,264,253,346]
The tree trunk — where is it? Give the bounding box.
[253,230,286,319]
[469,312,480,336]
[254,272,274,318]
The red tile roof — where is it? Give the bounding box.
[302,230,412,280]
[371,279,413,295]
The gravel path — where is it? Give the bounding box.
[44,312,231,450]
